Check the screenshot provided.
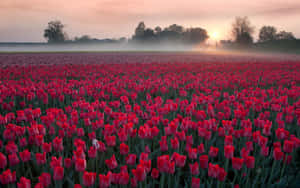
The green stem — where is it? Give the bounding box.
[160,173,165,188]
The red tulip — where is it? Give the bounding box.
[199,155,209,169]
[105,135,116,147]
[119,171,130,185]
[273,147,284,160]
[0,169,16,185]
[99,172,111,188]
[83,171,96,187]
[36,152,46,165]
[208,163,219,178]
[105,155,118,170]
[126,154,136,166]
[53,166,64,180]
[0,152,7,169]
[132,164,147,182]
[75,158,86,172]
[244,156,255,169]
[52,137,63,152]
[172,152,186,168]
[224,145,234,159]
[188,147,198,159]
[189,162,199,175]
[88,146,97,158]
[151,168,159,179]
[232,157,244,170]
[120,143,129,155]
[260,146,269,157]
[38,172,51,187]
[209,146,219,158]
[171,137,179,149]
[42,142,52,153]
[17,177,31,188]
[9,153,20,166]
[197,143,205,154]
[191,177,200,188]
[283,140,294,153]
[217,167,227,181]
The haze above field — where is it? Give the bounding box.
[0,0,300,42]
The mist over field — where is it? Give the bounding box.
[0,43,199,52]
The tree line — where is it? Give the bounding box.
[43,17,297,46]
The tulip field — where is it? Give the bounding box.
[0,53,300,188]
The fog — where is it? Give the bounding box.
[0,43,202,52]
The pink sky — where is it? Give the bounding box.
[0,0,299,42]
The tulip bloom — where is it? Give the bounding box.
[83,171,96,187]
[209,146,219,158]
[244,156,255,169]
[199,155,209,169]
[189,162,199,175]
[17,177,31,188]
[273,147,284,160]
[232,157,244,170]
[75,158,87,172]
[105,155,118,170]
[191,177,200,188]
[53,166,64,181]
[224,145,234,159]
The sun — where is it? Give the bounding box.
[210,31,219,40]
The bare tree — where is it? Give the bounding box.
[44,20,68,43]
[231,16,254,45]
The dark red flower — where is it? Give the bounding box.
[208,163,219,178]
[120,143,129,155]
[283,140,294,153]
[105,155,118,170]
[119,171,130,185]
[83,171,96,187]
[52,137,63,152]
[199,155,209,169]
[99,172,111,188]
[17,177,31,188]
[105,135,116,147]
[151,168,159,179]
[53,166,64,181]
[132,164,146,182]
[75,158,86,172]
[209,146,219,158]
[188,147,198,159]
[38,172,51,187]
[36,152,46,165]
[172,152,186,168]
[217,167,227,181]
[0,169,16,185]
[224,145,234,159]
[191,177,200,188]
[171,137,179,150]
[260,146,269,157]
[189,162,199,175]
[0,152,7,169]
[273,147,284,160]
[9,153,20,166]
[232,157,244,170]
[126,154,136,166]
[244,156,255,169]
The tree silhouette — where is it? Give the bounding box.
[276,31,295,40]
[258,26,277,42]
[231,16,254,46]
[131,21,208,45]
[44,20,68,43]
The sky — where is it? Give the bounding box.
[0,0,300,42]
